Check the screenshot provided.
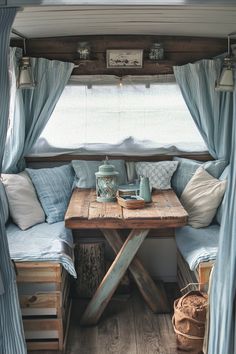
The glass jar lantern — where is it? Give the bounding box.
[149,42,164,61]
[95,159,119,202]
[77,41,91,60]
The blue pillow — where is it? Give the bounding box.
[26,165,74,224]
[215,165,229,225]
[171,157,228,197]
[72,160,128,188]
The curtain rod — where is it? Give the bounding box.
[11,28,28,40]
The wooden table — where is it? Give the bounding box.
[65,188,188,326]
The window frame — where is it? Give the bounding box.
[30,74,208,157]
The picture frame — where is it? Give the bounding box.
[106,49,143,69]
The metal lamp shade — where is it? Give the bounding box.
[95,161,119,202]
[18,57,35,89]
[215,66,234,92]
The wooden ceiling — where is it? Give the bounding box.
[11,4,236,39]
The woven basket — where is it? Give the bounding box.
[172,290,208,353]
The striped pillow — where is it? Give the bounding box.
[26,165,74,224]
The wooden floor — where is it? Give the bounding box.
[66,283,181,354]
[29,283,198,354]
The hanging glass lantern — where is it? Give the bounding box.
[95,159,119,202]
[149,42,164,61]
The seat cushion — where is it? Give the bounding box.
[6,221,76,277]
[175,224,220,270]
[171,157,227,197]
[6,221,73,249]
[26,165,74,224]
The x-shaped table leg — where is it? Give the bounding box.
[101,229,170,313]
[80,228,169,326]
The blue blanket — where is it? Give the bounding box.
[6,221,76,278]
[175,224,220,270]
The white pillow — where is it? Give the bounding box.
[2,171,45,230]
[180,167,227,228]
[135,161,178,189]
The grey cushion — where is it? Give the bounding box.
[176,224,220,270]
[0,180,9,224]
[72,160,127,188]
[215,165,229,225]
[171,157,228,197]
[26,165,74,224]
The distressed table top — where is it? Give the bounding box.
[65,188,188,229]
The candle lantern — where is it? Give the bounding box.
[95,159,119,202]
[149,42,164,61]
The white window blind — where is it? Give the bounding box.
[31,75,207,156]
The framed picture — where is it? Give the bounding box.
[106,49,143,68]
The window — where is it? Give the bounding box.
[31,75,206,155]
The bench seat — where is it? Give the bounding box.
[175,224,219,271]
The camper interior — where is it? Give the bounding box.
[0,1,236,354]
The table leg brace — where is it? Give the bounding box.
[80,229,149,326]
[101,229,169,313]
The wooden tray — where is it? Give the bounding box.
[117,195,145,209]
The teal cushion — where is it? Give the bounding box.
[72,160,128,188]
[215,166,229,225]
[171,157,228,197]
[0,181,9,224]
[26,165,74,224]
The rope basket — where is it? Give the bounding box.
[172,290,208,352]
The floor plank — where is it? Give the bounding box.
[132,292,177,354]
[30,283,187,354]
[97,295,136,354]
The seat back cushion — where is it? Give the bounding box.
[72,159,127,188]
[180,167,227,228]
[1,171,45,230]
[171,157,228,197]
[26,164,74,224]
[0,179,9,224]
[135,161,179,189]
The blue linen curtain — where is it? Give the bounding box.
[174,61,236,354]
[3,54,74,173]
[174,60,233,160]
[3,47,25,173]
[0,7,27,354]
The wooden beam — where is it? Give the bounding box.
[26,152,213,163]
[5,0,236,6]
[11,34,228,75]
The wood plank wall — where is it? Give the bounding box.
[11,35,228,76]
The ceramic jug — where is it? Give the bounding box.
[139,176,152,202]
